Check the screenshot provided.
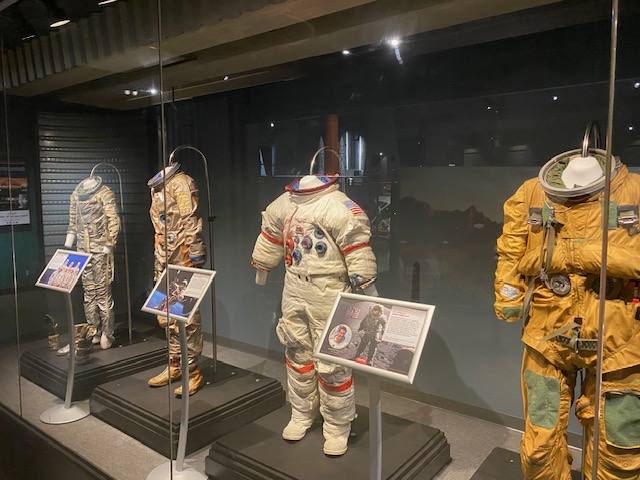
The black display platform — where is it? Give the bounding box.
[20,334,167,402]
[205,404,451,480]
[471,447,581,480]
[90,359,286,459]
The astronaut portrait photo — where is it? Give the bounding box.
[328,324,352,350]
[36,250,91,293]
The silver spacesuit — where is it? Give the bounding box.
[147,164,206,396]
[65,176,120,349]
[252,174,378,456]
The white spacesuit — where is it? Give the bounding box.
[65,176,120,349]
[252,174,377,456]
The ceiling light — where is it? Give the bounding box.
[124,89,131,95]
[98,0,118,4]
[223,75,229,81]
[342,50,351,55]
[552,95,559,101]
[486,106,492,110]
[270,122,275,128]
[50,19,70,28]
[629,125,635,131]
[634,82,640,89]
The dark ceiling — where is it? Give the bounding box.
[0,0,117,48]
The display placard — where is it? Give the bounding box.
[35,249,91,293]
[0,160,30,226]
[142,265,216,323]
[314,292,434,384]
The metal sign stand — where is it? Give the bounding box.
[40,293,90,424]
[146,321,206,480]
[368,377,383,480]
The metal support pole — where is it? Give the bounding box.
[168,145,217,372]
[592,1,619,478]
[64,293,76,409]
[40,293,90,424]
[175,320,190,471]
[368,377,382,480]
[89,163,133,342]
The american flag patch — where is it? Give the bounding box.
[344,200,364,215]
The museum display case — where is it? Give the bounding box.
[2,0,640,478]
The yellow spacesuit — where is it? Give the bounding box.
[66,176,120,349]
[252,174,377,456]
[147,164,206,396]
[495,146,640,479]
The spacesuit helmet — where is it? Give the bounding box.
[538,122,619,200]
[148,163,181,189]
[371,304,383,316]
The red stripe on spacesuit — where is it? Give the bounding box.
[318,376,353,392]
[341,242,370,255]
[285,357,315,374]
[261,230,284,246]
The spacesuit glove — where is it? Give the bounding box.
[64,233,76,249]
[363,284,379,297]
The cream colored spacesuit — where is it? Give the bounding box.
[495,146,640,479]
[147,164,206,396]
[252,174,377,456]
[65,176,120,349]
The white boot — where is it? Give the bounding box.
[282,408,316,441]
[322,422,351,456]
[100,333,113,350]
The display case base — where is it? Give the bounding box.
[39,399,91,424]
[20,334,167,402]
[471,447,581,479]
[205,404,451,480]
[90,359,286,459]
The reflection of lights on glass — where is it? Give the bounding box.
[50,19,70,28]
[552,95,559,101]
[635,82,640,89]
[486,106,492,110]
[22,34,36,41]
[98,0,118,4]
[124,89,131,95]
[131,90,138,96]
[629,126,635,131]
[379,152,383,156]
[387,37,401,48]
[149,88,158,95]
[342,50,351,55]
[270,122,275,128]
[448,164,456,167]
[223,75,229,81]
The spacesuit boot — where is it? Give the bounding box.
[45,314,59,350]
[174,365,203,397]
[76,323,97,363]
[322,421,352,456]
[148,358,182,387]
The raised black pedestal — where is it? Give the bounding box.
[20,334,167,402]
[471,447,581,480]
[90,359,286,459]
[205,404,451,480]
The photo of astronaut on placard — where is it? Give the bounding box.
[317,294,432,379]
[142,266,215,323]
[36,249,91,293]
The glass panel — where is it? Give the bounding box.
[2,0,171,477]
[0,38,21,416]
